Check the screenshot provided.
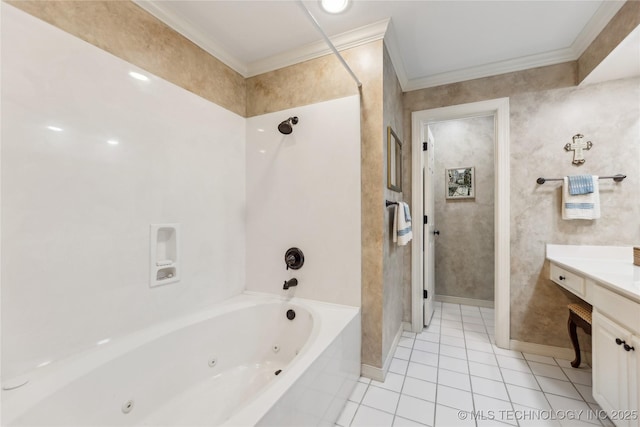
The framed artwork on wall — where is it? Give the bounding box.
[387,126,402,192]
[446,167,475,199]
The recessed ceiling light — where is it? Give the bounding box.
[128,71,149,81]
[320,0,349,14]
[107,139,119,145]
[47,126,63,132]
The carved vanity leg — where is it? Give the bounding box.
[568,313,581,368]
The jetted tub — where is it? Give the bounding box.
[1,292,361,426]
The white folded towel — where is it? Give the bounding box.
[562,176,600,220]
[393,202,413,246]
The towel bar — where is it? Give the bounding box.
[536,174,626,185]
[385,200,399,207]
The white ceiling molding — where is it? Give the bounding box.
[403,47,577,91]
[570,0,626,58]
[133,0,250,76]
[135,0,624,90]
[400,1,626,92]
[246,19,389,77]
[135,0,387,78]
[382,19,409,90]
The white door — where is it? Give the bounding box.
[423,126,436,326]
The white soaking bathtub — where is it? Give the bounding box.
[1,292,361,426]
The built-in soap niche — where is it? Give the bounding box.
[149,224,180,287]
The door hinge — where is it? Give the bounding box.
[423,290,428,299]
[423,215,428,225]
[423,142,428,151]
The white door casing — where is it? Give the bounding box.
[411,98,510,350]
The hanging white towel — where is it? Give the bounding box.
[562,176,600,220]
[393,202,413,245]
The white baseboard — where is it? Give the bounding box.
[510,339,591,366]
[402,321,412,332]
[361,322,404,382]
[360,364,385,382]
[435,295,494,308]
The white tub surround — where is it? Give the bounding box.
[1,293,360,426]
[2,4,246,379]
[546,244,640,426]
[245,96,361,307]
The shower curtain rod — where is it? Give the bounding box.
[296,1,363,89]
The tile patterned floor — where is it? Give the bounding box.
[336,302,613,427]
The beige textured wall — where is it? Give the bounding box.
[382,44,405,363]
[6,0,246,117]
[578,1,640,83]
[404,72,640,349]
[402,62,576,325]
[431,116,495,302]
[510,77,639,349]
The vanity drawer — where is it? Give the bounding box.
[593,285,640,334]
[550,263,585,297]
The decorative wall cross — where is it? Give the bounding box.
[564,134,593,165]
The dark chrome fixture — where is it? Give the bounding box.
[285,247,304,270]
[283,278,298,290]
[278,117,299,135]
[286,309,296,320]
[536,174,626,185]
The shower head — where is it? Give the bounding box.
[278,116,299,135]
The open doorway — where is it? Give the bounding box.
[411,98,511,349]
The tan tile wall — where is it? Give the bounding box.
[7,0,246,117]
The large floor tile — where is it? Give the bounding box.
[361,385,400,414]
[436,384,473,412]
[402,376,436,402]
[438,368,471,391]
[350,405,394,427]
[471,375,510,401]
[395,394,436,426]
[406,362,438,383]
[536,376,583,400]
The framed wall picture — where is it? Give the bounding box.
[387,126,402,192]
[446,167,475,199]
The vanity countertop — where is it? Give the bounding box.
[546,244,640,303]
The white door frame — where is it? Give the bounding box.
[411,97,510,349]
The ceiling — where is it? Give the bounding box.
[136,1,628,91]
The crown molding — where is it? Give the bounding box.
[404,47,576,91]
[382,19,409,90]
[135,0,623,90]
[132,0,250,76]
[402,1,624,92]
[245,19,389,77]
[571,0,626,57]
[135,0,388,78]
